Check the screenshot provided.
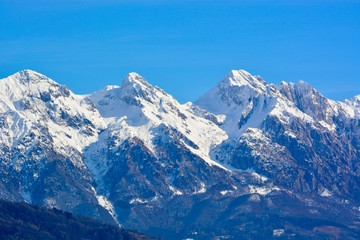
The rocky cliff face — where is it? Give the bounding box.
[1,69,360,239]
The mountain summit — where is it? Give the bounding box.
[1,69,360,239]
[218,70,268,92]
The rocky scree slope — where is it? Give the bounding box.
[0,69,360,239]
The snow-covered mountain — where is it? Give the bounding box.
[195,70,360,198]
[0,70,115,221]
[1,69,360,239]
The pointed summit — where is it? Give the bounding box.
[123,72,151,86]
[8,69,56,85]
[0,70,70,104]
[196,69,272,112]
[120,72,159,106]
[277,79,336,122]
[279,79,324,103]
[120,72,153,94]
[91,72,171,117]
[90,72,156,111]
[217,70,268,93]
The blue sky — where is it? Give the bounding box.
[1,0,359,103]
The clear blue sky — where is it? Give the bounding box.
[1,0,359,103]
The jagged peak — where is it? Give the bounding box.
[354,95,360,101]
[277,81,295,102]
[279,81,289,86]
[345,94,360,104]
[217,69,268,92]
[118,72,172,107]
[278,80,321,95]
[293,80,325,99]
[0,70,75,105]
[296,80,307,85]
[120,73,154,100]
[6,69,56,85]
[121,72,152,89]
[295,80,312,88]
[195,69,273,113]
[19,69,40,75]
[92,73,154,103]
[277,79,328,106]
[91,72,178,114]
[18,69,43,77]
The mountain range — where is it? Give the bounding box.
[1,69,360,239]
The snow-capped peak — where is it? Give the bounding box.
[122,72,151,87]
[88,71,230,173]
[295,80,317,93]
[0,69,105,158]
[278,80,319,99]
[0,70,65,105]
[120,72,153,95]
[119,72,166,106]
[217,70,268,93]
[195,69,273,115]
[194,70,282,140]
[9,69,56,85]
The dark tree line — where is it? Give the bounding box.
[0,199,158,240]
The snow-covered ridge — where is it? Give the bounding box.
[2,68,359,166]
[88,72,230,174]
[218,70,268,92]
[0,69,105,160]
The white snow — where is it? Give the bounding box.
[89,72,231,171]
[129,198,149,204]
[285,131,297,139]
[90,186,119,225]
[44,198,56,208]
[195,69,316,142]
[169,186,183,195]
[195,72,276,139]
[320,189,333,197]
[193,182,207,194]
[273,229,285,237]
[0,70,106,170]
[220,190,233,195]
[249,185,280,195]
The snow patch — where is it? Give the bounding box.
[319,120,336,131]
[130,198,149,204]
[273,229,285,237]
[193,182,206,194]
[44,198,56,208]
[220,190,233,195]
[169,185,183,195]
[320,189,333,197]
[91,186,119,225]
[249,185,280,195]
